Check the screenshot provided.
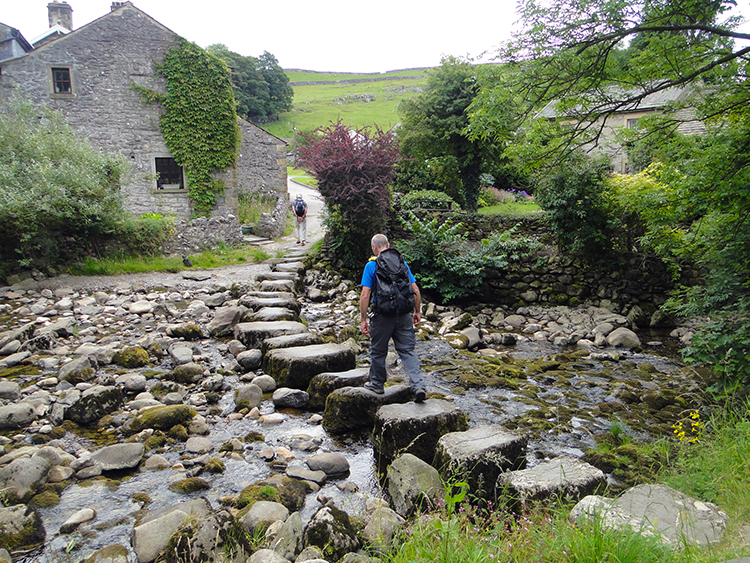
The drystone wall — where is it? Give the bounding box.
[159,215,245,256]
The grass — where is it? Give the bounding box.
[71,244,270,276]
[261,69,430,139]
[478,201,543,215]
[238,190,279,225]
[377,400,750,563]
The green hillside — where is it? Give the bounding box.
[259,68,431,140]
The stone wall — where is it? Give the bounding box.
[159,215,245,256]
[0,4,287,220]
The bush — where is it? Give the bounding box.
[0,96,128,267]
[481,225,543,262]
[116,213,176,256]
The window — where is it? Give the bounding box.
[626,118,639,129]
[51,67,72,94]
[155,157,184,189]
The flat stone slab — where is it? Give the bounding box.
[307,368,370,410]
[259,280,297,293]
[569,483,729,548]
[234,321,307,349]
[243,291,296,299]
[245,307,299,323]
[263,343,356,390]
[434,425,527,497]
[256,271,298,282]
[239,295,301,314]
[274,261,305,274]
[181,271,212,281]
[261,333,322,356]
[372,399,469,464]
[499,455,606,505]
[322,384,412,433]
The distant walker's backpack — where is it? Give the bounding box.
[294,198,306,217]
[374,248,415,316]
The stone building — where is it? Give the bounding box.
[0,1,287,219]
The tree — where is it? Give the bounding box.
[0,97,127,268]
[297,121,400,271]
[478,0,750,392]
[207,45,293,122]
[398,57,490,210]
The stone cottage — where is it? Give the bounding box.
[0,1,288,219]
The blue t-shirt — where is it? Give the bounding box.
[361,257,416,302]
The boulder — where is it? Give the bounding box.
[235,383,263,410]
[0,402,36,430]
[0,505,46,553]
[272,387,309,409]
[305,453,350,479]
[261,332,322,355]
[263,343,356,389]
[0,456,51,504]
[169,362,204,384]
[111,346,150,368]
[91,443,145,471]
[303,505,360,562]
[239,295,301,314]
[58,355,97,384]
[498,455,606,506]
[239,501,289,535]
[606,327,641,349]
[130,404,196,432]
[132,509,187,563]
[0,380,21,401]
[362,505,406,551]
[270,511,303,560]
[372,399,470,464]
[307,368,369,410]
[387,453,443,517]
[322,385,412,434]
[234,321,307,349]
[246,307,299,322]
[65,385,124,425]
[207,306,243,337]
[434,424,527,498]
[569,484,728,548]
[236,349,263,372]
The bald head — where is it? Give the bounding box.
[371,234,389,254]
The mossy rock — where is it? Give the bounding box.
[167,424,189,441]
[129,404,196,433]
[149,381,183,400]
[28,489,60,509]
[112,346,150,368]
[83,544,130,563]
[244,431,265,442]
[144,433,168,450]
[168,322,203,340]
[169,477,211,494]
[236,484,282,511]
[204,457,226,474]
[169,362,204,384]
[237,475,307,512]
[0,505,46,552]
[132,492,151,505]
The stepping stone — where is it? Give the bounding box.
[256,271,298,281]
[286,466,327,485]
[263,343,356,389]
[261,333,322,355]
[274,261,305,274]
[259,280,296,293]
[434,425,527,498]
[181,271,212,281]
[239,295,301,314]
[499,455,605,506]
[234,321,307,349]
[244,291,296,300]
[372,399,469,464]
[307,368,370,410]
[322,385,412,433]
[245,307,299,322]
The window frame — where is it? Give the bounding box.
[154,156,185,191]
[49,66,74,97]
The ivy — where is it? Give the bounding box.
[136,39,240,216]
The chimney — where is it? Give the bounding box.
[111,2,126,11]
[47,2,73,31]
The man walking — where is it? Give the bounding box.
[360,233,426,402]
[292,194,307,245]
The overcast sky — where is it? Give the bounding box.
[4,1,749,73]
[2,0,523,73]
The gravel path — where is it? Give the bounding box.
[27,178,325,293]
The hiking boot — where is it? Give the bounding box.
[363,382,384,394]
[415,390,426,403]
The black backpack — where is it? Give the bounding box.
[294,199,306,217]
[374,248,415,316]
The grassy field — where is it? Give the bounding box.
[261,69,431,139]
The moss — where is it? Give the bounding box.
[236,484,281,510]
[130,404,196,432]
[132,492,151,505]
[167,424,189,441]
[244,430,265,442]
[0,364,40,378]
[204,457,226,474]
[0,506,45,552]
[28,489,60,508]
[169,477,211,494]
[112,346,150,368]
[144,433,168,450]
[47,426,67,440]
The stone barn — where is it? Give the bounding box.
[0,1,287,219]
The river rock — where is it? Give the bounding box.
[606,327,641,349]
[263,343,356,390]
[58,355,97,383]
[0,380,20,401]
[236,349,263,371]
[132,509,187,563]
[60,508,96,534]
[0,455,51,503]
[387,453,443,517]
[166,322,203,340]
[65,385,124,425]
[234,321,307,349]
[261,332,321,355]
[246,307,299,322]
[168,345,194,366]
[305,453,350,479]
[239,501,289,535]
[272,387,309,409]
[569,484,728,548]
[322,384,412,434]
[169,361,204,384]
[434,424,527,497]
[207,306,243,337]
[498,455,606,505]
[362,505,406,551]
[270,510,303,560]
[248,549,289,563]
[303,505,361,562]
[130,404,196,432]
[307,368,370,410]
[372,399,470,464]
[185,436,213,454]
[235,383,263,410]
[286,466,326,484]
[0,504,46,552]
[0,402,36,430]
[0,339,21,356]
[251,374,277,392]
[129,300,154,315]
[82,544,131,563]
[91,443,145,471]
